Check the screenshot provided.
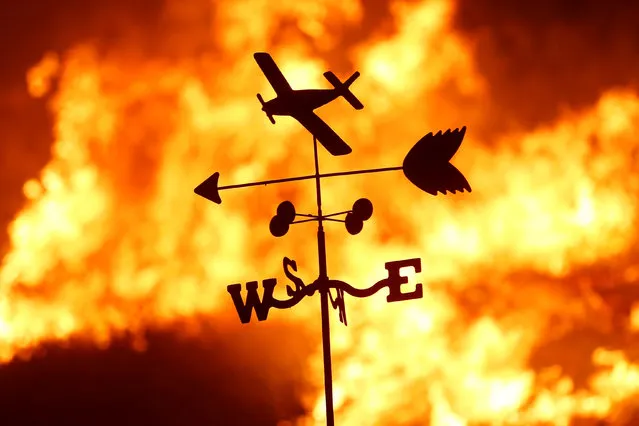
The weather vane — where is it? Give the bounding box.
[194,52,471,426]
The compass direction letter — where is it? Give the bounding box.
[384,258,423,303]
[227,279,277,323]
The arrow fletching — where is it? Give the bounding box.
[402,127,472,196]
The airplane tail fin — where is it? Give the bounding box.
[323,71,364,110]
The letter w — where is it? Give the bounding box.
[227,279,277,324]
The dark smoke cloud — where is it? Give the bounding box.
[0,320,316,426]
[0,0,166,93]
[452,0,639,134]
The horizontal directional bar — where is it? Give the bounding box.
[219,166,402,191]
[195,166,403,204]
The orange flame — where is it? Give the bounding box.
[2,0,639,424]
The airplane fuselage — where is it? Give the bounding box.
[263,89,339,116]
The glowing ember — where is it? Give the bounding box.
[1,0,639,424]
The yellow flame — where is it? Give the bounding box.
[1,0,639,424]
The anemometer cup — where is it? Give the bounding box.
[276,201,296,224]
[344,198,373,235]
[270,200,296,237]
[269,215,290,237]
[344,213,363,235]
[352,198,373,221]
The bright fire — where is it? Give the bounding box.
[2,0,639,424]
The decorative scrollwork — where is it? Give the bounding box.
[227,257,423,324]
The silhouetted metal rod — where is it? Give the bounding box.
[296,211,350,219]
[322,218,344,223]
[293,217,344,224]
[219,166,402,191]
[292,218,318,224]
[312,135,336,426]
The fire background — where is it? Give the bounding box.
[1,0,639,425]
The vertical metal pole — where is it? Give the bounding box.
[313,135,335,426]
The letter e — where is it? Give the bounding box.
[384,258,423,303]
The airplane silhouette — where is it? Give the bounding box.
[254,52,363,156]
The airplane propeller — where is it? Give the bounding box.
[194,127,471,205]
[256,93,276,124]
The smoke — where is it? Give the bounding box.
[452,0,639,134]
[0,318,316,426]
[0,1,163,88]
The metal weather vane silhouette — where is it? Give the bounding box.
[194,52,471,426]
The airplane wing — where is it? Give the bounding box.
[254,52,293,95]
[292,111,352,156]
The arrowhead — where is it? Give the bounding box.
[194,172,222,204]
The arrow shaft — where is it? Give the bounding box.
[321,165,402,179]
[217,166,403,192]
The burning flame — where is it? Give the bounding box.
[2,0,639,424]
